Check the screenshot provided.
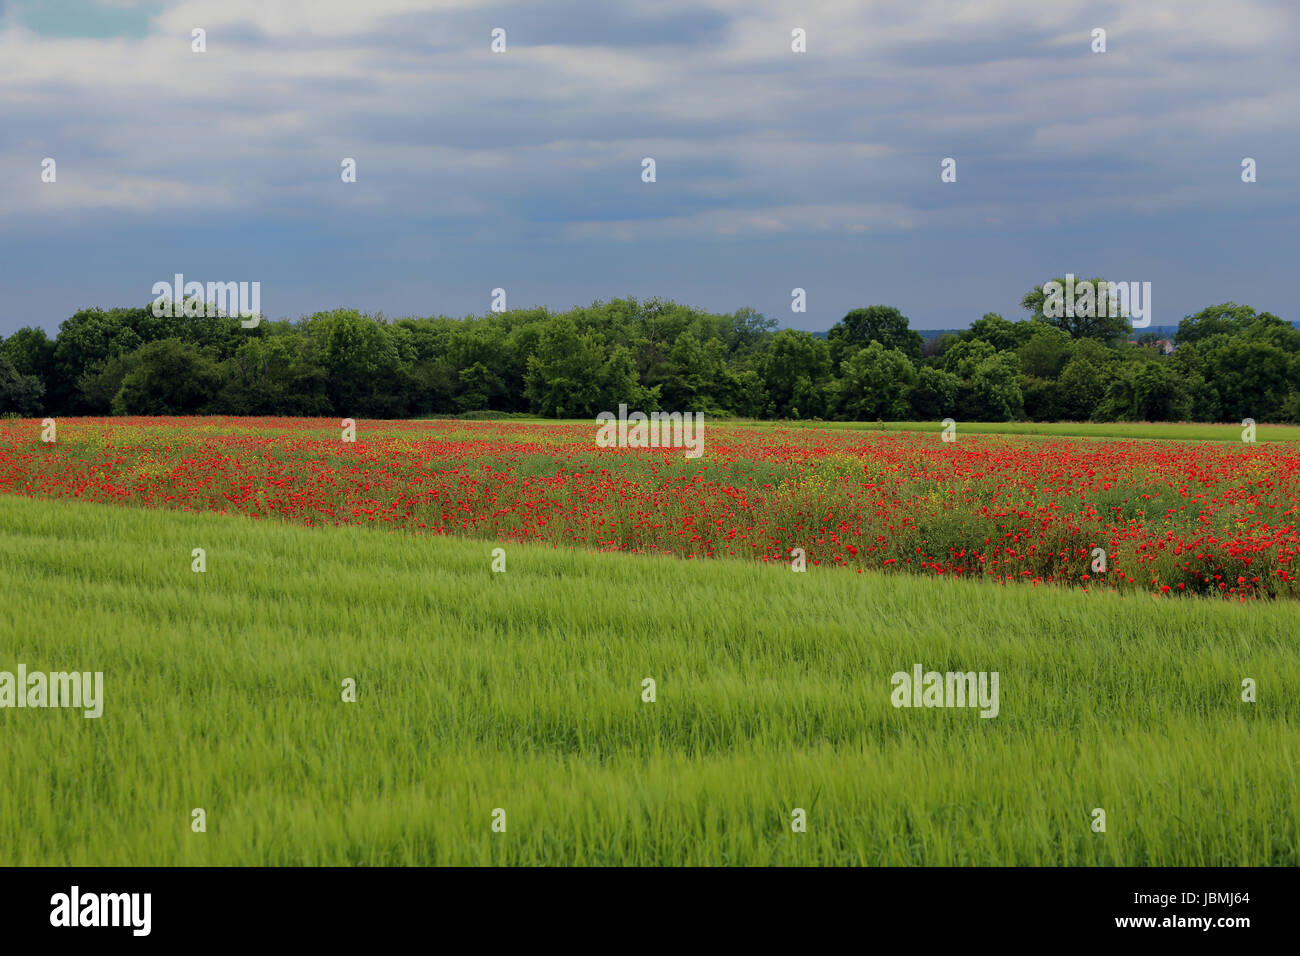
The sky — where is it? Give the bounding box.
[1,0,1297,336]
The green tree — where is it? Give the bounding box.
[832,341,917,420]
[310,310,402,416]
[1175,303,1287,346]
[722,307,777,359]
[658,331,716,410]
[1017,324,1073,378]
[113,339,223,415]
[524,319,655,417]
[77,353,142,414]
[1132,362,1182,421]
[1056,358,1106,420]
[0,355,45,415]
[941,338,997,378]
[1021,377,1062,421]
[524,317,606,417]
[967,313,1025,352]
[1199,339,1293,421]
[715,367,768,418]
[455,361,503,412]
[828,306,923,365]
[214,335,331,415]
[966,352,1024,421]
[761,329,831,418]
[1022,278,1133,342]
[2,327,55,390]
[907,366,960,419]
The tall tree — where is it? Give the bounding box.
[827,306,923,364]
[1022,278,1133,342]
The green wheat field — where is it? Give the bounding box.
[0,491,1295,865]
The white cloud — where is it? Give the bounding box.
[0,0,1296,235]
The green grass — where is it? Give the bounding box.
[1,494,1296,865]
[511,417,1300,443]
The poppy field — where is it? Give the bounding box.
[1,416,1297,866]
[2,416,1299,600]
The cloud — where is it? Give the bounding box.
[0,0,1297,332]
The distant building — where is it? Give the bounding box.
[1127,338,1176,354]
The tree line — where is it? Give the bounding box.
[1,282,1296,422]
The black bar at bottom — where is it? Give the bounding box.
[0,865,1289,943]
